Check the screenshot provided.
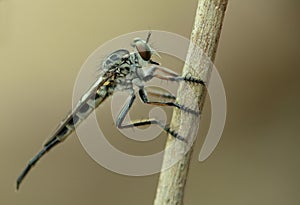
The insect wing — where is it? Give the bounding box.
[102,49,130,70]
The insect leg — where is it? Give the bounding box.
[116,91,186,142]
[139,88,199,116]
[144,65,205,86]
[144,87,176,100]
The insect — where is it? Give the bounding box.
[16,32,205,190]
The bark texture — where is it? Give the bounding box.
[154,0,228,204]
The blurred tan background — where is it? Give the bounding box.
[1,0,299,204]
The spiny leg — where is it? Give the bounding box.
[155,74,205,86]
[119,119,186,142]
[139,88,200,116]
[116,91,186,142]
[144,65,205,86]
[16,137,61,190]
[144,87,176,100]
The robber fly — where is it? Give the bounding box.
[16,32,205,190]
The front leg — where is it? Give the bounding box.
[143,65,205,86]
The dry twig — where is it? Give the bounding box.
[154,0,228,204]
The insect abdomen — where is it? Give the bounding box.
[44,85,110,147]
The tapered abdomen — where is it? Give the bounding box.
[44,83,111,147]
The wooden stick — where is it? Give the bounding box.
[154,0,228,204]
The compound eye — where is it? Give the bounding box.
[135,41,151,61]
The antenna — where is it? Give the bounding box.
[146,31,152,43]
